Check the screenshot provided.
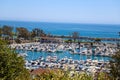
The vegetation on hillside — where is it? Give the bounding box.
[109,50,120,80]
[0,39,30,80]
[31,69,112,80]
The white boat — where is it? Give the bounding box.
[18,52,28,57]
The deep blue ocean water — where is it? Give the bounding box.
[0,20,115,61]
[0,20,120,38]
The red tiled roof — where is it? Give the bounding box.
[30,68,59,75]
[31,68,50,75]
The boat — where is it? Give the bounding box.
[18,52,28,57]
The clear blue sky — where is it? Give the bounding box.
[0,0,120,24]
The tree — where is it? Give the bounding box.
[32,69,94,80]
[0,39,30,80]
[31,28,44,38]
[2,25,13,38]
[31,28,42,37]
[117,32,120,49]
[72,32,79,42]
[47,32,52,37]
[16,27,30,39]
[118,32,120,36]
[0,27,2,37]
[94,38,101,43]
[109,50,120,80]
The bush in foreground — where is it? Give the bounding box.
[31,68,112,80]
[0,39,30,80]
[110,50,120,80]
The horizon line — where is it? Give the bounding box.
[0,19,120,25]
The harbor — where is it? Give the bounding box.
[10,41,118,74]
[0,0,120,79]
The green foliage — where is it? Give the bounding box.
[16,27,30,39]
[0,25,47,41]
[118,32,120,36]
[33,69,93,80]
[65,39,72,43]
[71,72,93,80]
[32,69,114,80]
[15,38,21,43]
[31,28,46,38]
[72,32,79,42]
[95,72,112,80]
[0,39,30,80]
[34,69,69,80]
[109,50,120,80]
[0,27,2,37]
[94,38,101,42]
[65,39,81,43]
[2,25,13,37]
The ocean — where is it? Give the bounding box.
[0,20,120,38]
[0,20,115,61]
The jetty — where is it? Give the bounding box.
[53,35,120,42]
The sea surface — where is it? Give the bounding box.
[1,20,116,61]
[0,20,120,38]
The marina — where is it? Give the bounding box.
[10,41,118,74]
[0,0,120,79]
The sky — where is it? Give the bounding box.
[0,0,120,24]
